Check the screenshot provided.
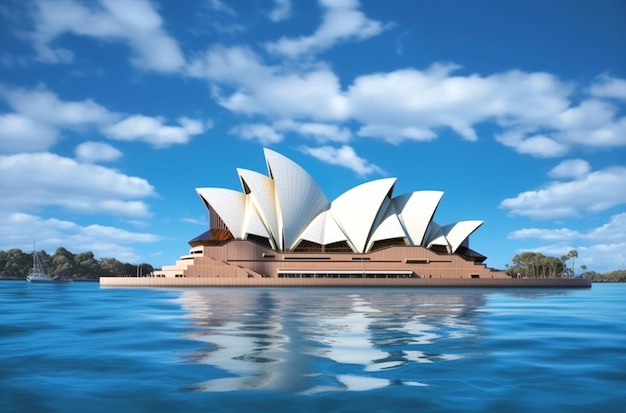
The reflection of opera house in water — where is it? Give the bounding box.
[177,288,489,392]
[100,148,588,287]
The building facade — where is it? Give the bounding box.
[154,148,510,282]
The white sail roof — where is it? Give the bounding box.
[366,199,407,252]
[264,148,329,250]
[196,188,247,238]
[331,177,396,253]
[441,220,483,253]
[195,148,486,257]
[424,221,451,252]
[393,191,443,246]
[237,168,279,245]
[298,210,347,246]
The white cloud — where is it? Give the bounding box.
[0,85,116,152]
[0,85,205,151]
[0,152,155,217]
[188,48,626,156]
[495,130,569,158]
[549,159,591,179]
[265,0,387,58]
[507,212,626,272]
[348,66,571,146]
[104,115,208,147]
[230,123,283,145]
[30,0,185,72]
[589,74,626,100]
[75,141,122,163]
[585,212,626,242]
[500,166,626,219]
[300,145,385,177]
[0,113,57,153]
[1,85,114,127]
[509,227,581,241]
[357,124,436,144]
[187,45,349,120]
[275,119,352,143]
[0,212,159,264]
[269,0,292,21]
[188,42,624,157]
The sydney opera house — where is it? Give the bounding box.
[111,147,527,287]
[99,148,593,287]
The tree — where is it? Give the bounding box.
[560,255,569,277]
[99,257,126,277]
[50,247,79,279]
[75,251,100,279]
[568,250,578,277]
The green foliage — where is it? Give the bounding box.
[507,250,624,282]
[0,248,155,280]
[506,251,566,278]
[582,270,626,283]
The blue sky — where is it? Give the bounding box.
[1,0,625,273]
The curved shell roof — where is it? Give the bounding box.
[393,191,443,245]
[441,220,484,253]
[264,148,329,250]
[331,178,396,253]
[195,148,485,255]
[237,168,280,244]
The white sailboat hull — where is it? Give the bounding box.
[27,275,59,283]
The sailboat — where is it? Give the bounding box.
[27,249,67,283]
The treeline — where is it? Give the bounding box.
[580,270,626,283]
[0,248,155,280]
[506,250,624,282]
[505,251,570,278]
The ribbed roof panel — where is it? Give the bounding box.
[441,220,483,253]
[196,188,247,239]
[393,190,443,246]
[264,148,329,250]
[237,168,279,245]
[331,177,396,253]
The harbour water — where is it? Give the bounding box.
[1,281,624,412]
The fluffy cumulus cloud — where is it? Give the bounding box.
[265,0,387,57]
[510,212,626,243]
[0,152,155,217]
[275,119,352,143]
[104,115,209,147]
[0,113,57,153]
[0,85,115,153]
[500,166,626,219]
[589,74,626,100]
[300,145,385,177]
[1,85,113,126]
[75,141,123,163]
[348,65,572,144]
[0,212,159,263]
[507,212,626,272]
[191,45,626,159]
[30,0,185,72]
[0,85,207,151]
[187,46,349,121]
[548,159,591,179]
[230,120,352,146]
[230,123,284,145]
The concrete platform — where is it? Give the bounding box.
[99,276,592,288]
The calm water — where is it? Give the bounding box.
[1,281,624,413]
